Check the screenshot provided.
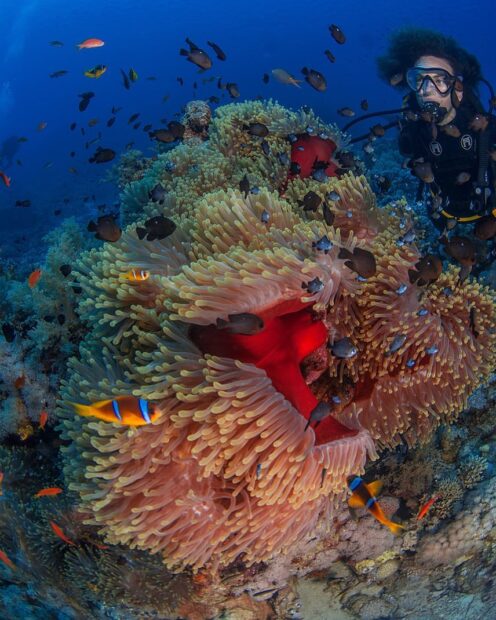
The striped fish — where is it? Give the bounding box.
[347,476,405,535]
[120,269,150,282]
[69,396,157,426]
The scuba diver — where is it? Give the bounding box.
[375,28,496,232]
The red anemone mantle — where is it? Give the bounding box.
[288,134,339,181]
[189,298,358,446]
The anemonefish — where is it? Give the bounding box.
[0,171,11,187]
[120,269,150,282]
[77,38,105,50]
[69,395,157,426]
[84,64,107,79]
[347,476,405,535]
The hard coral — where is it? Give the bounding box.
[56,101,496,575]
[182,99,212,143]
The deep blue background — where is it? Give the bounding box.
[0,0,495,255]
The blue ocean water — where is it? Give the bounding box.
[1,2,496,618]
[0,0,495,260]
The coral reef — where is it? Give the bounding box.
[0,219,91,440]
[2,99,496,618]
[182,99,212,142]
[55,102,496,576]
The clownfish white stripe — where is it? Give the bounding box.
[111,399,122,421]
[138,398,151,423]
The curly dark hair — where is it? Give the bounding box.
[377,27,482,89]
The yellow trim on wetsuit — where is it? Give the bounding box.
[440,209,484,222]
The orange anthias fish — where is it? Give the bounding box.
[347,476,405,535]
[28,268,42,288]
[39,410,48,431]
[0,171,11,187]
[35,487,63,498]
[417,495,440,520]
[68,395,158,426]
[50,521,76,546]
[0,549,16,570]
[77,38,105,49]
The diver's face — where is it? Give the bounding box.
[413,55,463,119]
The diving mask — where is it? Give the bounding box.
[406,67,463,95]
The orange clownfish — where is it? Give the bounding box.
[77,38,105,50]
[68,395,157,426]
[35,487,63,498]
[347,476,405,535]
[417,495,440,521]
[120,269,150,282]
[50,521,76,546]
[28,268,42,288]
[0,171,11,187]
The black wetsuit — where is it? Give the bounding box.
[398,93,496,227]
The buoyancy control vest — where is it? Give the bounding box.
[399,91,496,222]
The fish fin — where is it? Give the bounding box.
[87,220,97,232]
[344,260,355,271]
[366,480,383,497]
[408,269,419,284]
[386,520,405,536]
[348,494,364,509]
[136,227,147,240]
[338,247,353,260]
[185,37,199,50]
[301,67,308,75]
[348,506,359,521]
[179,48,189,57]
[68,401,94,418]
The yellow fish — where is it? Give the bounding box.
[84,64,107,79]
[129,68,138,82]
[69,396,157,426]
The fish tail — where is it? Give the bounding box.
[68,401,93,418]
[386,519,405,536]
[408,269,419,284]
